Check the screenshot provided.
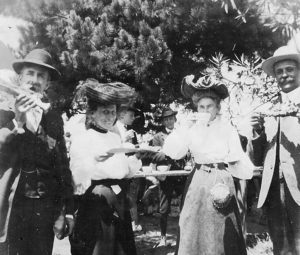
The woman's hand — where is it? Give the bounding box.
[95,152,114,162]
[124,129,135,142]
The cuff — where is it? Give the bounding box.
[9,119,25,134]
[65,214,74,219]
[251,127,264,140]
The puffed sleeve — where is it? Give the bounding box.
[162,129,189,160]
[226,124,254,180]
[69,132,95,194]
[70,131,142,194]
[126,155,142,177]
[95,152,141,179]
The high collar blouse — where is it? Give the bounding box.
[69,128,142,194]
[162,115,253,179]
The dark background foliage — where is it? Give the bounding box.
[1,0,298,114]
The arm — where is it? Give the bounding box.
[162,129,189,160]
[52,114,74,238]
[54,134,74,215]
[247,112,267,166]
[227,125,254,180]
[152,132,165,147]
[70,132,141,184]
[0,93,40,149]
[0,110,22,149]
[247,131,267,167]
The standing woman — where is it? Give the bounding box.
[69,79,141,255]
[163,76,253,255]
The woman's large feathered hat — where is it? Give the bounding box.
[181,75,229,100]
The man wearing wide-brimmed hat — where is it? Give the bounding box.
[250,45,300,254]
[0,49,74,255]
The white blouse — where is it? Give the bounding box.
[162,115,253,179]
[70,129,142,194]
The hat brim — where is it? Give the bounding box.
[162,111,177,118]
[262,54,300,77]
[181,81,228,100]
[12,59,61,80]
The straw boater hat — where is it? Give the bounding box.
[12,49,61,80]
[262,45,300,77]
[181,75,229,101]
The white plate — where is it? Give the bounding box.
[107,146,159,154]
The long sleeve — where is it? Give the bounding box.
[0,110,19,150]
[127,155,142,177]
[46,110,74,214]
[162,129,189,160]
[226,125,254,180]
[70,130,142,194]
[69,132,98,194]
[226,125,248,162]
[54,134,74,214]
[248,131,267,166]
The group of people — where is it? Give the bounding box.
[0,43,300,255]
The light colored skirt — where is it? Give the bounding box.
[177,164,247,255]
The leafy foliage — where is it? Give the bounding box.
[1,0,297,114]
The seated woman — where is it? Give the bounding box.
[162,76,253,255]
[69,79,141,255]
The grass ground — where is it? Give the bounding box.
[52,202,273,255]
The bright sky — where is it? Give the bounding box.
[0,14,28,49]
[0,14,29,69]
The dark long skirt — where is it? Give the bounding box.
[177,164,247,255]
[71,179,136,255]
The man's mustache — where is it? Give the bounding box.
[280,78,295,84]
[24,82,41,92]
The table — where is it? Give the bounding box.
[133,166,263,178]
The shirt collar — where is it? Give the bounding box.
[281,86,300,105]
[89,123,107,133]
[165,127,173,134]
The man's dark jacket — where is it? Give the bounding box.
[0,109,73,242]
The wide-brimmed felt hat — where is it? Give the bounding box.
[85,79,136,105]
[161,107,177,118]
[262,45,300,77]
[12,49,61,80]
[181,75,229,100]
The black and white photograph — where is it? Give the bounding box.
[0,0,300,254]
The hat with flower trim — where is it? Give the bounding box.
[181,75,229,101]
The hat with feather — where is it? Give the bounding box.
[181,75,229,105]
